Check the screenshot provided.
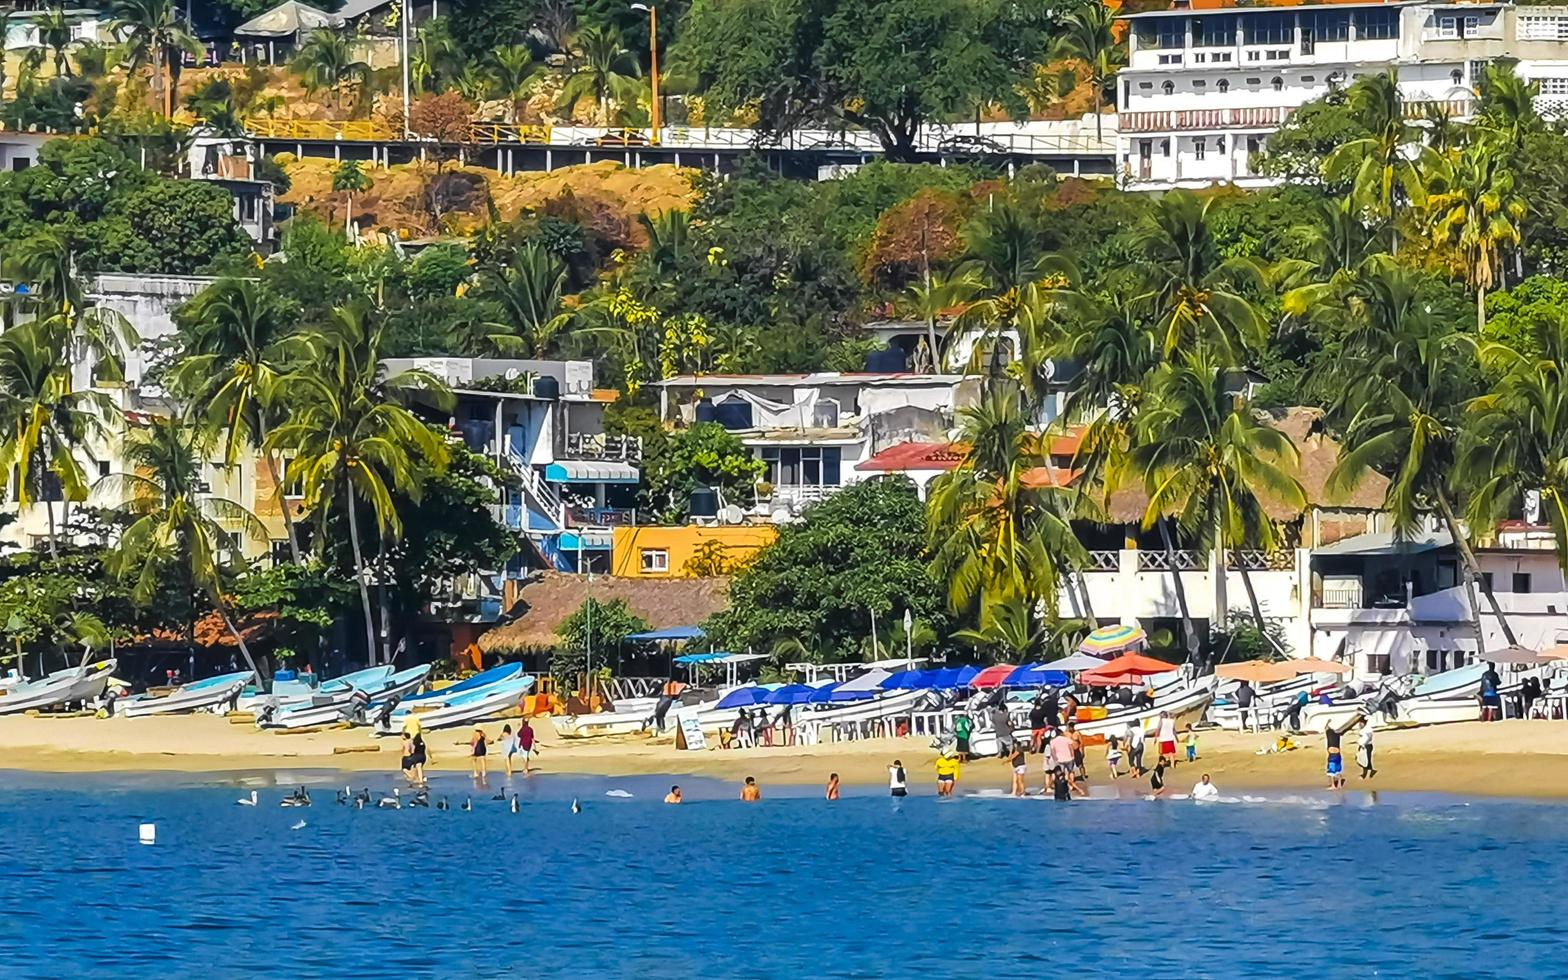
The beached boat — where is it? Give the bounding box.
[965,677,1216,757]
[0,660,118,716]
[119,670,255,718]
[260,664,433,730]
[1208,674,1328,730]
[374,675,535,733]
[372,662,521,712]
[237,665,395,713]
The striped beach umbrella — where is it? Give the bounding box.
[1078,624,1147,657]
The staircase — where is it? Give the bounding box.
[504,449,566,530]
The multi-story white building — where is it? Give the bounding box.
[1118,0,1568,190]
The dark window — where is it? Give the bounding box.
[1156,19,1186,49]
[11,158,29,171]
[1242,12,1292,45]
[1192,14,1235,46]
[1355,8,1398,40]
[1366,654,1392,675]
[761,447,843,486]
[1272,76,1284,92]
[1311,12,1350,41]
[1513,573,1532,594]
[1162,80,1174,95]
[1482,572,1494,592]
[1218,79,1230,93]
[97,461,109,477]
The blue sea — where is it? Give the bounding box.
[1,770,1565,978]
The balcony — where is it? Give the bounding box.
[1138,549,1207,571]
[1122,107,1288,134]
[565,505,637,528]
[563,432,642,462]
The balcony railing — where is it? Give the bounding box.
[564,432,643,462]
[1318,580,1365,609]
[565,506,637,528]
[1123,99,1472,135]
[1085,550,1121,571]
[1138,549,1206,571]
[771,484,835,507]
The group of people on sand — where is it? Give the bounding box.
[398,718,538,785]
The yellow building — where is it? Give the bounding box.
[612,525,779,578]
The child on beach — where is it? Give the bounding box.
[519,718,537,774]
[1184,729,1199,763]
[935,752,960,797]
[1106,735,1124,780]
[1009,745,1027,797]
[500,724,518,776]
[469,726,489,778]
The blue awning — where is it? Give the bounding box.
[545,461,640,483]
[673,652,769,665]
[627,626,706,642]
[558,532,611,551]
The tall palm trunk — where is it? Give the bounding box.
[217,602,265,683]
[345,483,381,664]
[44,497,59,562]
[1158,520,1199,660]
[255,416,301,563]
[1476,282,1487,335]
[1435,489,1518,650]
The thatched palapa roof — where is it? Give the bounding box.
[478,573,731,654]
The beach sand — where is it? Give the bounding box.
[1,713,1567,798]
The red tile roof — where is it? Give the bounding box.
[856,441,967,472]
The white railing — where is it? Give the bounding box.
[1085,550,1121,571]
[1138,549,1206,571]
[506,449,566,528]
[1318,579,1365,610]
[771,484,835,507]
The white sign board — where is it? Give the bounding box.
[677,715,707,751]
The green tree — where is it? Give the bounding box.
[411,18,466,95]
[1052,0,1122,143]
[706,477,947,662]
[554,596,650,684]
[291,28,371,114]
[555,26,641,125]
[89,179,254,275]
[39,4,73,78]
[1324,72,1440,252]
[332,159,373,240]
[110,0,202,117]
[1477,62,1543,153]
[639,422,766,523]
[490,43,542,123]
[476,243,572,356]
[1425,142,1526,333]
[265,306,453,663]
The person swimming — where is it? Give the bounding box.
[664,785,682,804]
[741,776,761,802]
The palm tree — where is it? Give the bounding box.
[1462,319,1568,582]
[265,306,452,663]
[900,268,982,374]
[168,279,305,564]
[478,243,573,357]
[39,4,73,78]
[963,201,1042,292]
[98,417,266,679]
[1477,62,1543,153]
[9,227,80,316]
[951,594,1046,663]
[1052,0,1123,143]
[291,28,370,115]
[1131,190,1267,360]
[1425,141,1525,333]
[1125,355,1305,649]
[489,44,541,123]
[556,26,641,125]
[1323,71,1440,252]
[110,0,201,117]
[0,320,115,561]
[1326,258,1518,648]
[331,159,373,241]
[411,19,464,96]
[928,383,1084,622]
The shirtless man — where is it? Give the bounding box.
[664,785,683,804]
[741,776,761,801]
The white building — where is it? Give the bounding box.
[1117,0,1568,190]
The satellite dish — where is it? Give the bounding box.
[504,368,521,381]
[0,283,14,296]
[719,504,744,525]
[770,507,794,524]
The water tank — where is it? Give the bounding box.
[533,375,561,400]
[865,346,908,372]
[713,400,753,430]
[689,486,719,518]
[695,398,718,423]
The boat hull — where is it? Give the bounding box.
[0,661,117,715]
[120,671,255,718]
[261,665,433,730]
[375,676,536,733]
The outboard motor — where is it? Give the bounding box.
[256,698,278,727]
[347,689,371,723]
[375,695,401,731]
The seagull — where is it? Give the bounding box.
[571,798,581,814]
[378,788,401,810]
[436,797,450,811]
[290,819,306,830]
[509,795,519,813]
[461,797,472,812]
[236,790,257,807]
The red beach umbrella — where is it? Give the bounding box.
[970,664,1017,689]
[1079,652,1181,687]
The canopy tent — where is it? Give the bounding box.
[970,664,1018,689]
[1285,657,1354,675]
[1483,646,1546,666]
[673,652,766,665]
[1037,653,1108,673]
[834,668,893,694]
[764,684,817,705]
[1078,624,1147,657]
[626,626,705,642]
[235,1,342,37]
[1079,652,1180,687]
[1217,660,1298,683]
[1002,663,1071,688]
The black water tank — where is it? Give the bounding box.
[714,400,753,430]
[690,486,719,518]
[695,398,718,423]
[533,375,561,400]
[865,346,908,372]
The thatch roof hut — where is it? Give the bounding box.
[478,573,731,654]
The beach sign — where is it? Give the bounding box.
[676,715,707,751]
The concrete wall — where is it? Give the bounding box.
[611,524,778,578]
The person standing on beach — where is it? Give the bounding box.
[518,718,537,774]
[1236,680,1255,733]
[1325,721,1346,789]
[1286,690,1308,733]
[757,705,773,747]
[469,726,489,779]
[889,760,908,797]
[1156,711,1177,767]
[1357,721,1376,779]
[1106,735,1124,781]
[1126,720,1146,776]
[1029,696,1048,753]
[1480,662,1502,721]
[954,712,973,762]
[1009,744,1027,797]
[500,724,518,776]
[826,773,840,800]
[741,776,761,801]
[935,752,960,797]
[1066,722,1085,779]
[1149,760,1169,798]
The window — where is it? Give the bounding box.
[11,158,28,172]
[1162,80,1174,95]
[1355,8,1398,40]
[1212,51,1232,63]
[1482,572,1495,592]
[812,399,840,428]
[1513,573,1532,594]
[1271,76,1284,92]
[1138,18,1185,50]
[760,447,842,487]
[1139,81,1153,90]
[1451,68,1463,86]
[1469,59,1488,84]
[1242,12,1292,46]
[1542,78,1568,96]
[1217,78,1229,93]
[1158,53,1183,65]
[640,549,669,573]
[1311,12,1350,41]
[1521,13,1568,40]
[1193,79,1206,88]
[1438,14,1479,39]
[1438,15,1456,38]
[1366,654,1392,675]
[96,461,109,478]
[1193,139,1206,161]
[1161,138,1171,157]
[1192,14,1235,46]
[1301,74,1315,83]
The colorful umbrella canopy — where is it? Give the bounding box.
[1478,646,1544,666]
[971,664,1018,689]
[1037,653,1108,672]
[763,684,818,705]
[1078,624,1148,656]
[1002,664,1072,687]
[716,686,773,709]
[1216,660,1297,683]
[1079,652,1180,687]
[1285,657,1354,675]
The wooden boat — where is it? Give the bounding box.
[374,675,535,733]
[260,664,433,730]
[119,670,255,718]
[0,660,117,715]
[237,665,395,713]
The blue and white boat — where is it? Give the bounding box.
[375,674,535,734]
[372,662,523,712]
[119,670,255,718]
[0,660,118,715]
[262,664,433,730]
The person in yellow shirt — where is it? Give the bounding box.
[934,752,960,797]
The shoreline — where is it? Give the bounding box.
[2,715,1568,799]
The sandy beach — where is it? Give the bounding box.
[1,713,1566,798]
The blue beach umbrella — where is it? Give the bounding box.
[764,684,817,705]
[717,686,771,709]
[808,681,875,704]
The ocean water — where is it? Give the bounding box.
[1,771,1565,978]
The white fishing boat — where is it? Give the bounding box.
[0,660,118,716]
[1208,674,1329,730]
[237,665,395,713]
[967,677,1216,757]
[119,670,255,718]
[1398,697,1480,726]
[374,675,535,733]
[372,662,521,711]
[260,664,433,730]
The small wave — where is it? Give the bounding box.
[604,790,633,798]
